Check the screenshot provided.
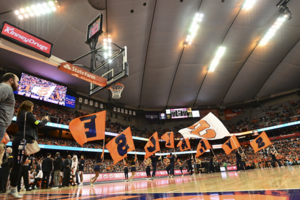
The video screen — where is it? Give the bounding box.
[17,73,67,106]
[170,108,189,119]
[88,18,100,39]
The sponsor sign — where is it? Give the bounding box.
[82,169,188,182]
[224,108,243,120]
[59,62,107,87]
[0,22,53,57]
[145,111,159,121]
[220,165,237,172]
[65,95,75,108]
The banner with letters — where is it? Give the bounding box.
[222,135,240,155]
[161,131,174,148]
[196,139,212,157]
[144,132,160,159]
[177,138,191,152]
[250,131,272,153]
[106,127,135,164]
[69,111,106,147]
[179,112,230,140]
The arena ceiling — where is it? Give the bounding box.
[1,0,300,110]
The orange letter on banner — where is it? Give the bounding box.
[250,132,272,153]
[161,132,174,149]
[69,111,106,147]
[189,120,216,139]
[106,127,135,164]
[177,138,191,152]
[222,135,240,155]
[196,139,212,158]
[144,132,160,159]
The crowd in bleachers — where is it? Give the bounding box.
[225,99,300,133]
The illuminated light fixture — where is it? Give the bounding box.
[14,1,58,20]
[242,0,256,10]
[259,15,287,46]
[208,46,226,72]
[184,13,203,46]
[103,35,112,62]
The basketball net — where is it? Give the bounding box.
[108,83,124,99]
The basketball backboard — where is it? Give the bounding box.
[89,44,128,96]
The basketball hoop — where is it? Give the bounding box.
[108,83,124,99]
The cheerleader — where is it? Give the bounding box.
[129,154,137,182]
[143,157,152,180]
[163,156,171,178]
[187,155,193,175]
[123,158,129,182]
[71,155,78,186]
[177,159,184,176]
[90,153,102,186]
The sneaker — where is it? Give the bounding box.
[130,179,133,182]
[171,175,174,178]
[7,188,23,199]
[125,180,128,182]
[79,183,83,186]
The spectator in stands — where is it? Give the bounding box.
[7,100,49,199]
[0,147,13,193]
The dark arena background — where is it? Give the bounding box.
[0,0,300,199]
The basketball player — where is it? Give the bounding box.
[143,157,152,180]
[150,153,162,179]
[129,154,137,182]
[169,153,177,178]
[71,155,78,186]
[78,155,85,186]
[123,158,129,182]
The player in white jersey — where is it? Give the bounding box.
[71,155,78,186]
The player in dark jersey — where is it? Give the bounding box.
[78,155,85,186]
[150,153,162,180]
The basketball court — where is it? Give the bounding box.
[0,166,298,199]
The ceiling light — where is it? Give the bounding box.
[15,10,20,15]
[184,13,203,46]
[259,15,287,46]
[24,14,29,18]
[20,8,25,13]
[16,2,57,19]
[242,0,256,10]
[208,46,226,72]
[18,15,23,20]
[108,59,112,63]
